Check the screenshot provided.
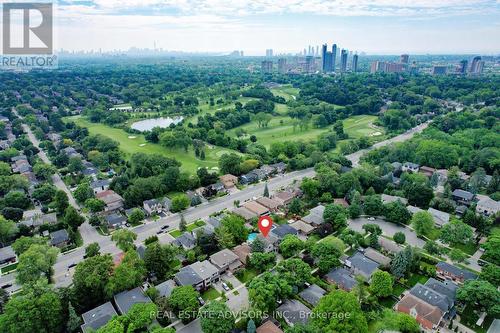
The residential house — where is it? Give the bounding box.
[301,205,325,227]
[191,224,215,239]
[62,147,82,159]
[243,201,269,216]
[174,260,219,291]
[476,196,499,216]
[272,191,295,206]
[270,162,287,174]
[363,248,391,267]
[50,229,70,248]
[240,172,259,185]
[427,208,450,228]
[334,198,349,208]
[256,320,284,333]
[256,197,282,212]
[402,162,420,173]
[206,216,223,229]
[219,174,238,189]
[156,279,176,298]
[90,179,110,194]
[410,278,458,320]
[378,237,404,255]
[232,206,258,221]
[173,232,197,251]
[209,249,243,274]
[381,194,408,205]
[407,205,423,215]
[96,190,124,213]
[345,252,379,281]
[270,224,298,240]
[325,267,357,291]
[436,262,477,284]
[20,212,58,229]
[487,319,500,333]
[231,244,251,265]
[0,246,17,266]
[113,287,152,315]
[105,213,127,229]
[298,284,326,306]
[253,168,270,180]
[289,220,315,236]
[396,293,444,330]
[276,300,311,327]
[80,302,118,333]
[419,166,436,178]
[143,198,171,216]
[255,234,279,253]
[455,205,468,216]
[451,189,475,206]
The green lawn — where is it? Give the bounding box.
[64,116,239,173]
[0,262,18,274]
[452,241,478,256]
[201,287,221,301]
[407,273,429,287]
[235,268,259,283]
[270,85,300,102]
[460,305,494,333]
[343,115,384,139]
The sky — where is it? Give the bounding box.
[9,0,500,55]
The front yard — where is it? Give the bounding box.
[235,268,259,284]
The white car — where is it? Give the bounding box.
[367,217,375,221]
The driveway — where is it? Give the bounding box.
[349,217,425,248]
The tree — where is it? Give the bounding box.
[250,236,265,253]
[111,229,137,252]
[85,242,100,258]
[179,215,187,232]
[311,240,342,274]
[1,207,23,222]
[63,206,85,230]
[84,198,105,213]
[66,302,82,333]
[482,233,500,265]
[480,264,500,286]
[363,195,383,216]
[384,201,411,224]
[215,214,248,248]
[369,270,393,298]
[12,236,47,255]
[424,240,444,256]
[248,272,292,313]
[53,190,69,214]
[311,289,368,333]
[16,244,59,285]
[449,248,468,263]
[0,282,63,333]
[219,153,242,175]
[33,162,56,181]
[3,191,30,209]
[279,234,304,258]
[391,246,419,279]
[276,258,311,288]
[393,231,406,244]
[362,223,382,236]
[323,204,348,232]
[144,242,177,280]
[72,254,113,311]
[200,301,234,333]
[168,286,200,323]
[288,198,302,215]
[128,208,145,225]
[106,251,146,296]
[457,280,500,317]
[411,211,434,237]
[0,216,17,245]
[406,182,434,208]
[373,309,419,333]
[263,183,269,198]
[74,183,94,203]
[247,319,256,333]
[171,194,190,212]
[439,220,473,245]
[248,252,276,272]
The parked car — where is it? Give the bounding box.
[222,282,230,291]
[197,297,205,305]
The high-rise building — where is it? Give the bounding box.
[324,52,333,72]
[332,44,337,71]
[370,61,405,73]
[261,60,273,73]
[470,56,481,73]
[265,49,273,57]
[278,58,287,74]
[304,56,315,73]
[457,60,468,74]
[352,54,359,72]
[340,49,348,72]
[316,46,319,56]
[400,54,409,64]
[321,44,327,72]
[432,65,447,75]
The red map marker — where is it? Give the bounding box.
[258,216,273,237]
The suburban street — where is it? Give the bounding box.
[0,119,430,290]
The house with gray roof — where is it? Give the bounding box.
[143,197,171,216]
[381,194,408,205]
[105,213,127,229]
[174,260,219,291]
[476,196,499,216]
[345,252,379,281]
[156,279,176,298]
[91,179,110,194]
[402,162,420,173]
[436,262,477,284]
[298,284,326,306]
[173,232,196,250]
[363,248,391,267]
[81,302,118,333]
[325,267,357,291]
[50,229,70,248]
[407,205,423,215]
[255,233,279,253]
[0,246,17,266]
[427,208,450,228]
[209,249,242,274]
[113,287,151,315]
[174,266,204,290]
[206,216,222,229]
[276,300,311,327]
[301,205,325,226]
[270,224,298,240]
[452,189,475,206]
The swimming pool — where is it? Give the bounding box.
[247,233,258,242]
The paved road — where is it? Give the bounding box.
[0,118,430,290]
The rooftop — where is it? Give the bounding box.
[298,284,326,306]
[113,287,151,315]
[276,300,311,326]
[81,301,118,333]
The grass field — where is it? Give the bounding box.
[227,114,381,148]
[270,84,300,102]
[65,116,239,172]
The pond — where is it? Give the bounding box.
[130,116,183,132]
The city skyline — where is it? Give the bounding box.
[33,0,500,54]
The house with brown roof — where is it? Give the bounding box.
[256,320,283,333]
[231,243,251,265]
[289,220,315,236]
[96,190,124,213]
[209,249,242,274]
[334,198,349,208]
[219,174,238,189]
[243,201,269,216]
[363,248,391,267]
[396,293,444,330]
[419,166,436,178]
[232,206,258,221]
[273,191,295,206]
[256,196,282,212]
